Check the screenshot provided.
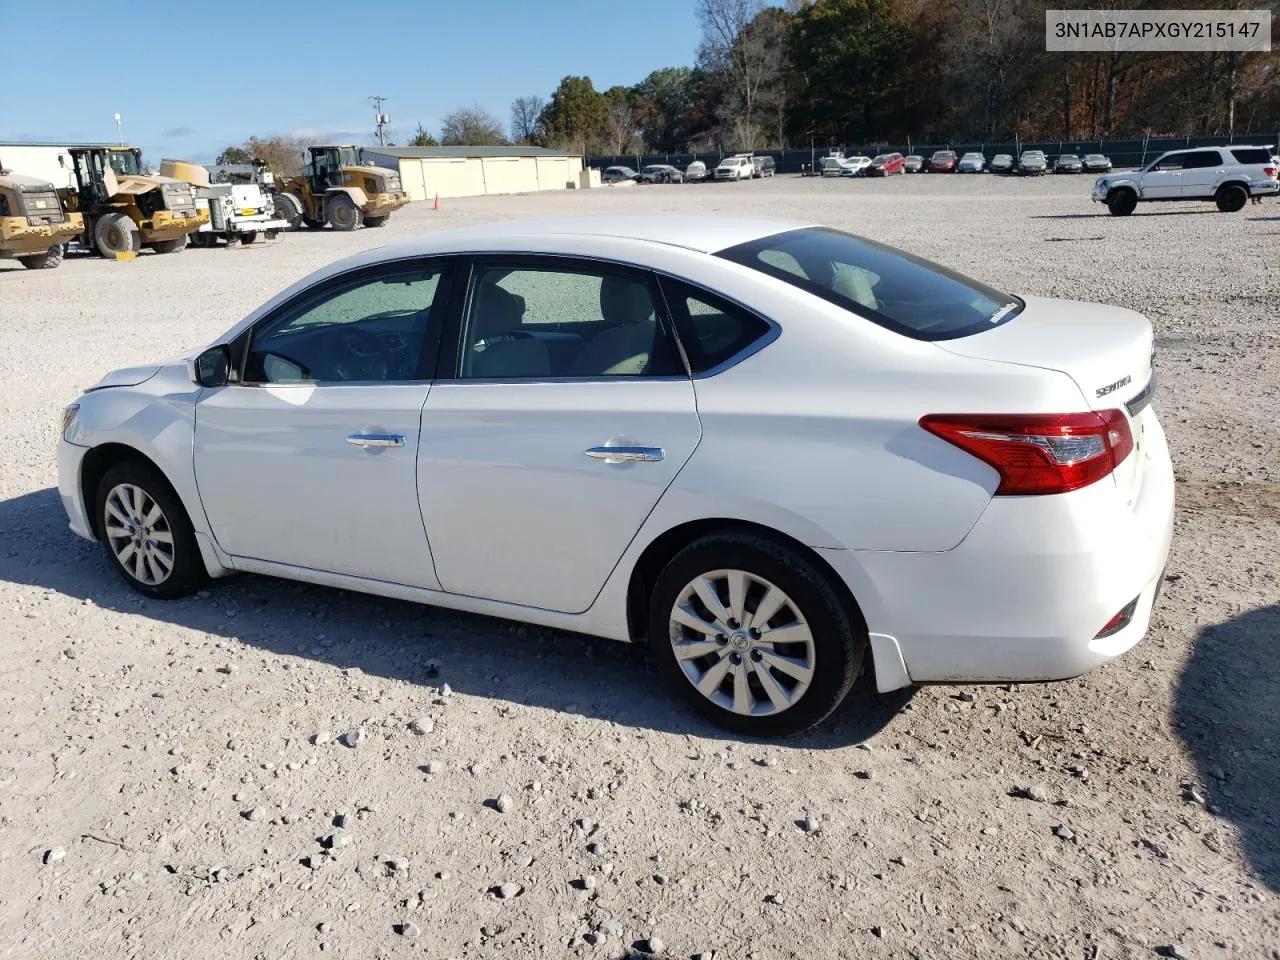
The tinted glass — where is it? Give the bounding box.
[1149,153,1185,171]
[458,265,681,379]
[245,269,441,383]
[1229,147,1270,164]
[659,278,772,373]
[1182,151,1223,169]
[718,227,1022,341]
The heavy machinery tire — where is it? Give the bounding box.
[93,213,140,257]
[1215,183,1248,213]
[273,192,304,228]
[19,243,64,269]
[151,234,188,254]
[1106,189,1137,216]
[324,193,362,231]
[264,229,279,241]
[239,232,258,245]
[189,233,212,248]
[363,216,388,228]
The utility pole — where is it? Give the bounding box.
[369,96,390,147]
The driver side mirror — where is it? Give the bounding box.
[194,345,231,388]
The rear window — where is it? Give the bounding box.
[1230,147,1272,164]
[717,227,1022,342]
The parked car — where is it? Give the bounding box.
[685,160,709,182]
[957,152,986,173]
[638,164,685,184]
[1054,154,1084,174]
[57,213,1173,738]
[904,155,925,173]
[602,166,637,183]
[989,154,1015,174]
[1092,145,1279,216]
[1082,154,1112,173]
[751,156,777,178]
[839,155,873,177]
[928,150,958,173]
[820,155,847,177]
[1017,151,1048,175]
[714,156,754,181]
[867,153,906,176]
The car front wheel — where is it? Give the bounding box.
[96,459,208,599]
[649,532,866,737]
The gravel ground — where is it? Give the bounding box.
[2,175,1278,960]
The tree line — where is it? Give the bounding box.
[217,0,1277,165]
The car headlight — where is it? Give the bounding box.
[61,403,80,438]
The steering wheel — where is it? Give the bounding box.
[333,326,394,381]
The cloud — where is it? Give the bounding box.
[289,127,366,143]
[162,126,195,138]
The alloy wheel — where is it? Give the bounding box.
[668,569,816,717]
[104,483,175,585]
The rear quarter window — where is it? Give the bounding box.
[717,227,1022,341]
[1230,148,1272,164]
[659,277,772,373]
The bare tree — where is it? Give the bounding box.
[603,88,638,154]
[697,0,784,150]
[510,95,546,144]
[439,104,507,146]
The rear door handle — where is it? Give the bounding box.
[584,446,664,463]
[347,433,405,448]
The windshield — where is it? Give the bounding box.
[718,227,1022,341]
[337,147,359,167]
[871,155,892,164]
[963,154,982,161]
[107,151,141,176]
[932,152,954,161]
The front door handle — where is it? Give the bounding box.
[347,433,405,448]
[584,446,664,463]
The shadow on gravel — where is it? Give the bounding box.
[1030,210,1216,219]
[1174,605,1280,892]
[0,487,910,747]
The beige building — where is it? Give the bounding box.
[0,143,77,189]
[362,146,584,202]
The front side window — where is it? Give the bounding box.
[1148,153,1185,172]
[718,227,1021,341]
[458,265,682,379]
[107,151,141,177]
[244,267,443,384]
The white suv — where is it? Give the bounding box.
[714,156,754,181]
[1092,145,1279,216]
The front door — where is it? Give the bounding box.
[418,258,702,613]
[1140,153,1184,199]
[194,261,450,588]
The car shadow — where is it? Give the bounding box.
[0,487,910,747]
[1030,210,1218,219]
[1173,604,1280,892]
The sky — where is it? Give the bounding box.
[0,0,703,164]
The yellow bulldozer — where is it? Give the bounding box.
[59,146,207,257]
[272,145,408,231]
[0,168,84,269]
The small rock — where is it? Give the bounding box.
[397,922,420,938]
[578,875,597,890]
[1053,825,1075,841]
[855,769,874,780]
[1207,766,1227,781]
[599,919,623,938]
[424,760,444,775]
[440,683,454,697]
[281,813,297,825]
[387,858,408,873]
[63,648,78,660]
[340,728,364,748]
[244,807,266,822]
[764,893,784,905]
[409,717,434,736]
[583,931,602,945]
[692,953,716,960]
[957,691,976,702]
[312,731,331,746]
[226,739,240,751]
[495,882,521,900]
[43,848,66,865]
[652,873,667,885]
[799,816,820,834]
[646,936,665,955]
[1184,786,1206,805]
[872,926,886,938]
[1025,784,1049,803]
[333,813,349,828]
[324,832,352,849]
[1158,947,1190,960]
[317,922,329,933]
[495,793,515,814]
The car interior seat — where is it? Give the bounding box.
[569,276,655,376]
[466,281,550,379]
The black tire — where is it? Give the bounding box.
[95,459,208,600]
[648,532,867,738]
[19,243,64,269]
[239,231,257,245]
[189,232,213,248]
[151,234,188,254]
[1107,189,1137,216]
[273,192,304,228]
[363,215,388,228]
[265,229,279,240]
[324,193,362,231]
[93,213,140,257]
[1215,183,1248,213]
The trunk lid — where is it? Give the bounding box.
[937,294,1156,503]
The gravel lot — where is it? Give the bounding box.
[2,175,1277,960]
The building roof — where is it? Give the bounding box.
[364,145,581,160]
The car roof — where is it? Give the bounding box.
[373,214,816,258]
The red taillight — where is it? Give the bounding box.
[919,410,1134,495]
[1265,165,1277,178]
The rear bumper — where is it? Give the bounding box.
[58,439,94,541]
[1248,179,1279,196]
[823,411,1175,686]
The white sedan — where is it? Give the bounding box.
[57,215,1174,737]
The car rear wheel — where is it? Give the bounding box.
[1107,189,1137,216]
[96,460,207,599]
[649,532,866,737]
[1215,183,1248,213]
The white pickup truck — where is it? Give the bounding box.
[1092,145,1278,216]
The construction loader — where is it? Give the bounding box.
[58,146,206,258]
[273,145,407,231]
[0,168,84,269]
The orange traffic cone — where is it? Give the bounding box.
[433,193,441,211]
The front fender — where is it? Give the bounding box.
[330,186,368,207]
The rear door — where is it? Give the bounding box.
[417,256,701,613]
[1179,149,1226,198]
